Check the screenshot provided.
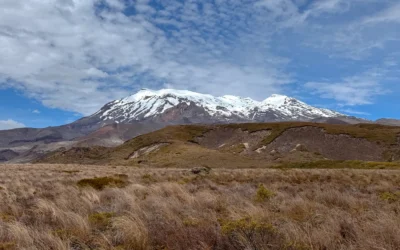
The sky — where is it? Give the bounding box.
[0,0,399,129]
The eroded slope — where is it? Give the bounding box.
[37,122,400,166]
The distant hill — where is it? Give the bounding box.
[376,118,400,126]
[0,89,346,163]
[37,122,400,167]
[1,88,398,163]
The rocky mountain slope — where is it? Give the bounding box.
[88,89,342,124]
[37,122,400,167]
[0,89,348,163]
[1,89,398,163]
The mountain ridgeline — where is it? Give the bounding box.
[0,88,398,163]
[85,89,342,125]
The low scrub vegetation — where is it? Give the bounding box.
[225,122,400,146]
[0,164,400,249]
[380,191,400,203]
[77,175,129,190]
[37,122,400,166]
[275,160,400,169]
[220,217,284,250]
[255,184,276,202]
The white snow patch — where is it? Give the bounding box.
[97,88,343,123]
[256,146,267,153]
[129,143,170,159]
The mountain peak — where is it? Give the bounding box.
[262,94,293,106]
[96,88,343,124]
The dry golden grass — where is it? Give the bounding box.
[0,164,400,249]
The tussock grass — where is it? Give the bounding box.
[380,191,400,203]
[88,212,115,230]
[0,241,15,250]
[220,217,284,250]
[1,164,400,249]
[77,176,128,190]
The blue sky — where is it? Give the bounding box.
[0,0,399,129]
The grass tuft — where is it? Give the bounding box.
[141,174,156,184]
[220,217,284,249]
[77,176,128,190]
[0,242,16,250]
[2,164,400,249]
[255,184,276,202]
[88,212,115,230]
[380,192,400,203]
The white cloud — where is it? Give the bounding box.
[0,0,295,115]
[340,109,371,116]
[305,70,389,106]
[0,0,398,116]
[303,1,400,59]
[0,119,25,130]
[362,2,400,24]
[32,109,40,114]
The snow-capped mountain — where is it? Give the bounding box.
[89,89,342,124]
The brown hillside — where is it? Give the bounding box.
[37,122,400,167]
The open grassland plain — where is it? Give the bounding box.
[0,164,400,250]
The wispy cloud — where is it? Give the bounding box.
[340,109,371,116]
[0,0,398,115]
[304,70,389,106]
[304,1,400,59]
[0,0,296,115]
[362,2,400,24]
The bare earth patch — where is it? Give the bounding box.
[0,164,399,249]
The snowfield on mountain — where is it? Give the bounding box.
[93,89,342,123]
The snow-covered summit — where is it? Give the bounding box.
[95,88,342,123]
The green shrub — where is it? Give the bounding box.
[89,212,115,230]
[77,176,128,190]
[183,218,200,227]
[255,184,276,202]
[379,192,400,203]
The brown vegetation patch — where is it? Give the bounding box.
[275,160,400,169]
[220,217,285,249]
[1,164,400,249]
[195,127,271,150]
[36,122,400,165]
[223,122,400,146]
[260,126,396,161]
[77,175,129,190]
[36,146,110,164]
